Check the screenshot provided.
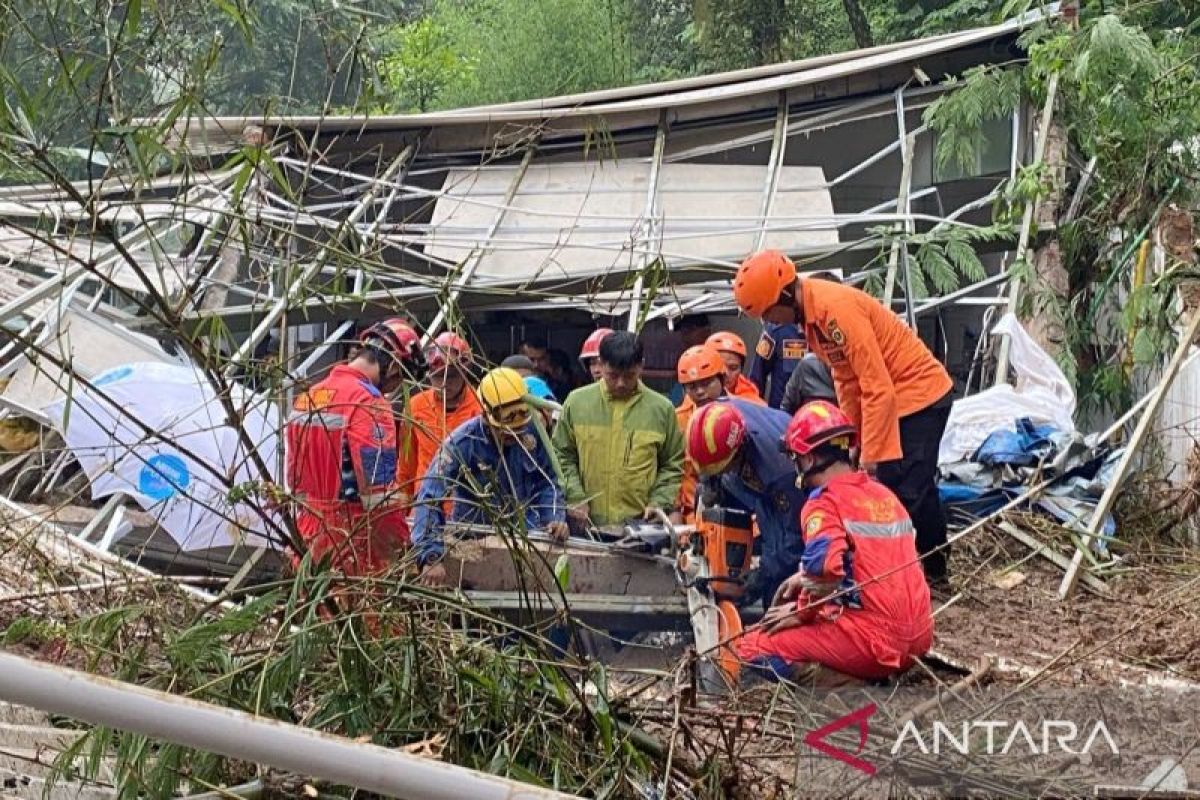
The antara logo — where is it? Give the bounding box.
[891,719,1119,757]
[804,704,1121,777]
[803,703,878,776]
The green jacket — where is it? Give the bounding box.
[553,381,685,527]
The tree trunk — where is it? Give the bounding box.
[841,0,874,48]
[1023,119,1069,360]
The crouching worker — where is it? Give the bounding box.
[737,402,933,686]
[687,400,805,609]
[412,367,569,586]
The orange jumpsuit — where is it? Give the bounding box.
[398,388,482,496]
[729,373,763,403]
[675,381,764,519]
[738,471,933,681]
[285,364,408,576]
[798,279,951,465]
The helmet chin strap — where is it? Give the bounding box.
[796,454,838,489]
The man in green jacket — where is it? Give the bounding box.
[553,331,685,528]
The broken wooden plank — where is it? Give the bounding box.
[1059,305,1200,599]
[997,521,1108,595]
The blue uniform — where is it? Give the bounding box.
[700,398,806,603]
[748,323,809,410]
[411,417,565,565]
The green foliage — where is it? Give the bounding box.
[924,65,1022,176]
[49,569,661,797]
[922,6,1200,410]
[415,0,636,109]
[866,223,1011,298]
[377,16,472,112]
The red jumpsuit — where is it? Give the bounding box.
[286,364,409,576]
[738,471,932,681]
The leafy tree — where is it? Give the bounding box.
[924,6,1200,410]
[377,16,471,111]
[425,0,635,108]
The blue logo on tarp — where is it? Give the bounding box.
[138,453,190,501]
[93,365,134,387]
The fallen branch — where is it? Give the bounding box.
[897,656,994,727]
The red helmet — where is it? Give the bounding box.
[579,328,614,362]
[361,318,426,376]
[705,331,747,360]
[784,401,857,456]
[435,331,471,356]
[734,250,797,318]
[677,345,725,385]
[687,402,746,476]
[426,331,471,371]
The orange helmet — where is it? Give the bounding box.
[687,402,746,476]
[705,331,747,360]
[785,401,857,456]
[733,250,797,318]
[677,345,725,385]
[579,328,614,362]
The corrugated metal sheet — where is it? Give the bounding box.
[1156,348,1200,484]
[155,8,1053,146]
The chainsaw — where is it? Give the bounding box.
[673,505,754,693]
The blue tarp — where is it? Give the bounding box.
[940,418,1117,541]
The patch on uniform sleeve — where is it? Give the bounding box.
[359,446,398,487]
[805,514,823,537]
[296,387,335,411]
[755,334,775,360]
[826,320,846,347]
[781,339,807,359]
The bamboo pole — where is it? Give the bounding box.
[1057,306,1200,599]
[993,72,1060,384]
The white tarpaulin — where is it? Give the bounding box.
[424,162,837,281]
[939,313,1077,465]
[1,307,185,416]
[45,362,279,551]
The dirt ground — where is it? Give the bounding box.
[933,520,1200,688]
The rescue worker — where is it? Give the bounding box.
[285,318,426,576]
[687,400,806,609]
[734,250,954,583]
[705,332,762,401]
[553,331,685,528]
[747,321,807,409]
[778,351,837,415]
[737,401,933,684]
[412,367,569,586]
[672,345,763,524]
[578,328,614,383]
[501,354,536,377]
[523,374,559,431]
[397,331,482,500]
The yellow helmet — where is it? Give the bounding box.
[477,367,531,430]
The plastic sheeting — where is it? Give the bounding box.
[45,362,279,551]
[939,313,1076,465]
